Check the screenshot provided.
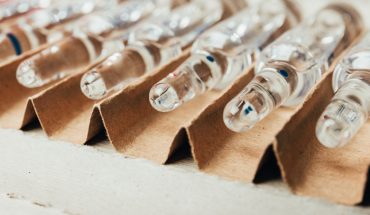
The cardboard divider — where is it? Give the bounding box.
[100,51,226,164]
[31,69,103,144]
[28,0,247,145]
[98,0,299,164]
[186,54,363,185]
[186,2,364,183]
[0,43,100,130]
[220,0,249,19]
[272,25,367,205]
[187,67,301,182]
[274,71,370,205]
[0,47,56,129]
[31,52,189,145]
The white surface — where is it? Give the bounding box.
[0,193,63,215]
[0,128,369,215]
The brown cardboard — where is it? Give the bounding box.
[187,64,340,184]
[180,1,301,180]
[99,0,299,164]
[29,0,248,145]
[274,70,370,205]
[220,0,249,19]
[31,49,190,145]
[187,3,363,182]
[31,70,103,144]
[187,68,300,182]
[100,52,226,164]
[272,6,366,204]
[0,38,109,130]
[0,47,56,129]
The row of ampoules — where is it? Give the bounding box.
[0,0,52,22]
[2,0,369,149]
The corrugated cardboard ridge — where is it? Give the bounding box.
[96,1,296,163]
[186,54,343,183]
[274,71,370,205]
[99,52,226,164]
[187,2,365,184]
[31,68,104,144]
[273,27,368,205]
[32,51,189,145]
[0,46,58,129]
[187,67,300,182]
[29,0,248,145]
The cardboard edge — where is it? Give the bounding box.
[252,141,281,183]
[164,127,190,164]
[97,104,116,149]
[272,32,369,205]
[187,67,255,169]
[85,105,105,144]
[99,51,191,152]
[30,60,108,143]
[186,34,364,183]
[0,45,54,129]
[273,74,370,205]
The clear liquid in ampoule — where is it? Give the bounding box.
[316,34,370,148]
[80,0,223,100]
[67,0,169,39]
[223,5,354,132]
[149,0,292,112]
[0,0,48,21]
[18,1,96,29]
[0,1,98,62]
[16,0,165,88]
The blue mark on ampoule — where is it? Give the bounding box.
[6,33,22,55]
[244,106,253,115]
[278,69,289,78]
[206,55,215,62]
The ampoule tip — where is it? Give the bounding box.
[80,71,108,100]
[316,115,351,148]
[149,83,180,112]
[315,99,360,148]
[16,60,43,88]
[223,97,260,132]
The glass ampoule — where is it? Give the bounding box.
[223,4,362,132]
[80,0,223,100]
[61,0,168,40]
[16,0,170,88]
[0,1,99,62]
[148,0,295,112]
[0,0,49,22]
[15,1,99,29]
[316,33,370,148]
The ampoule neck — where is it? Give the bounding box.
[21,2,92,30]
[344,71,370,113]
[127,0,224,72]
[2,23,48,53]
[126,40,163,72]
[261,5,349,71]
[333,49,370,91]
[70,0,165,39]
[134,0,223,43]
[191,50,229,88]
[254,4,361,108]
